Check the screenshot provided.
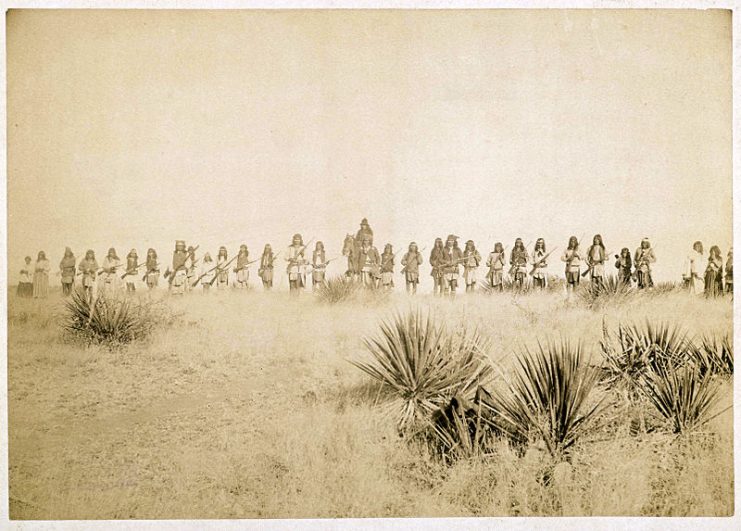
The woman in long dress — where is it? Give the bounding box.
[704,246,723,297]
[33,251,51,298]
[59,247,76,296]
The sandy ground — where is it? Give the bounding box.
[7,286,734,518]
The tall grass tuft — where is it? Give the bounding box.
[479,340,603,458]
[63,288,159,345]
[637,362,724,434]
[426,395,491,464]
[350,309,493,432]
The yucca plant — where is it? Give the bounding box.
[350,309,494,432]
[636,361,724,434]
[690,333,733,377]
[611,320,694,375]
[427,395,491,463]
[63,288,156,345]
[577,275,633,308]
[478,340,603,458]
[316,275,362,303]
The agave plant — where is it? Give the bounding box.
[636,361,724,434]
[479,340,603,458]
[350,309,494,431]
[690,333,733,377]
[63,288,156,345]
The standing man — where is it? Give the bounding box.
[615,248,633,286]
[683,241,705,295]
[312,241,328,291]
[78,250,98,302]
[561,236,582,295]
[259,244,275,291]
[401,242,423,294]
[531,238,548,290]
[379,243,395,292]
[442,235,463,296]
[286,234,308,295]
[199,253,215,293]
[101,247,121,297]
[462,240,482,293]
[123,249,139,293]
[725,247,733,294]
[586,234,606,288]
[509,238,529,291]
[185,246,198,293]
[59,247,76,296]
[144,248,160,290]
[634,238,656,289]
[169,240,189,295]
[216,246,230,289]
[234,244,250,289]
[429,238,445,296]
[358,237,380,288]
[486,242,506,292]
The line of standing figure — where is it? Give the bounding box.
[15,218,731,300]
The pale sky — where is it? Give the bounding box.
[7,9,732,284]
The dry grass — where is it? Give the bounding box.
[7,286,733,518]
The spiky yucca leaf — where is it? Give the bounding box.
[428,395,490,463]
[479,341,603,458]
[637,362,723,434]
[691,333,733,377]
[350,309,493,431]
[613,320,693,375]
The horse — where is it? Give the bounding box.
[342,234,360,279]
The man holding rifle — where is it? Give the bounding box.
[442,235,464,297]
[286,234,310,295]
[358,236,381,289]
[586,234,607,288]
[234,244,251,289]
[100,247,122,296]
[401,242,423,295]
[168,240,189,295]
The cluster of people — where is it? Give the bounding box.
[16,218,731,300]
[683,241,733,296]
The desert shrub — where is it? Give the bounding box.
[316,275,361,303]
[478,340,603,459]
[690,333,733,377]
[577,275,633,308]
[63,288,160,345]
[637,362,724,434]
[350,308,493,432]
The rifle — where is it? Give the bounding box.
[208,255,239,286]
[166,245,199,284]
[141,263,160,282]
[191,261,221,287]
[508,242,531,276]
[233,257,260,273]
[401,247,425,274]
[97,263,125,277]
[529,247,559,276]
[258,251,282,275]
[287,238,315,266]
[581,248,613,278]
[121,261,146,280]
[311,255,339,270]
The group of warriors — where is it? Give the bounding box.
[17,218,732,300]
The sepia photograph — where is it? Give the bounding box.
[3,4,736,525]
